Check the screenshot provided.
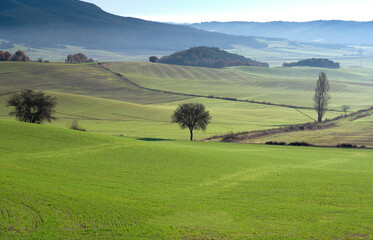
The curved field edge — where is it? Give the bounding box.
[0,90,324,140]
[108,62,373,110]
[1,120,372,239]
[0,62,189,104]
[208,108,373,148]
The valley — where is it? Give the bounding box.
[1,0,372,239]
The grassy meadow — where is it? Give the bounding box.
[109,62,373,110]
[0,62,336,140]
[228,109,373,148]
[1,60,373,239]
[1,120,372,239]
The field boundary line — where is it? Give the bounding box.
[100,63,335,112]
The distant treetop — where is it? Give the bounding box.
[0,50,30,62]
[158,46,269,69]
[65,53,94,64]
[283,58,340,69]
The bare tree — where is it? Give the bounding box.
[342,105,350,116]
[313,72,330,122]
[171,103,211,141]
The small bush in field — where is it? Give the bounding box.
[68,120,86,131]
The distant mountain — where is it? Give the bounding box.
[190,21,373,45]
[0,0,267,53]
[158,46,269,68]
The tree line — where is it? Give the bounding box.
[65,53,94,64]
[0,50,30,62]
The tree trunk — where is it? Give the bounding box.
[190,129,193,141]
[318,113,322,122]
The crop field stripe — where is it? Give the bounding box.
[103,64,324,115]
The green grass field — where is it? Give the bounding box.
[0,91,317,139]
[0,62,337,140]
[1,120,372,239]
[1,61,373,239]
[247,112,373,147]
[109,62,373,110]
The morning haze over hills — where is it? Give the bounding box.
[1,0,373,239]
[190,21,373,45]
[0,0,266,52]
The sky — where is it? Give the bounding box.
[83,0,373,23]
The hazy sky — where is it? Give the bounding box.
[83,0,373,23]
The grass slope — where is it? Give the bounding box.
[108,62,373,110]
[0,91,315,139]
[241,109,373,147]
[1,120,372,239]
[0,62,188,104]
[0,62,327,140]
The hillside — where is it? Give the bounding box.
[190,20,373,45]
[0,61,372,141]
[0,0,267,53]
[207,108,373,148]
[283,58,340,69]
[0,62,319,139]
[108,62,373,110]
[1,119,372,239]
[158,46,269,68]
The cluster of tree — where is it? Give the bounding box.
[65,53,94,64]
[283,58,340,69]
[37,58,50,63]
[157,46,269,69]
[0,50,30,62]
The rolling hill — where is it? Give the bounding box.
[158,46,269,68]
[3,61,371,141]
[0,62,321,139]
[108,62,373,110]
[0,0,266,53]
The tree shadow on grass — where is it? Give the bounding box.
[137,138,174,142]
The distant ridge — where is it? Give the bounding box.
[0,0,267,53]
[190,21,373,45]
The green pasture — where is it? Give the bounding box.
[108,62,373,110]
[242,110,373,147]
[1,120,372,239]
[0,91,319,140]
[1,62,343,140]
[0,62,187,104]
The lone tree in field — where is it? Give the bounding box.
[171,103,211,141]
[342,105,350,116]
[7,89,57,124]
[313,72,330,122]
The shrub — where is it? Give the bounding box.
[68,120,86,131]
[336,143,357,148]
[288,142,313,147]
[265,141,286,145]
